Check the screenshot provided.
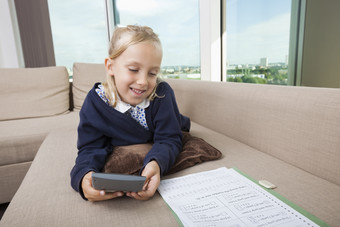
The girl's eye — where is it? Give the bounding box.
[129,68,138,72]
[149,71,158,76]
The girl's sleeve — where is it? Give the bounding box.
[143,82,190,176]
[70,96,111,199]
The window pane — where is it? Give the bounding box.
[226,0,291,85]
[115,0,200,80]
[48,0,108,77]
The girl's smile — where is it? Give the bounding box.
[131,88,145,95]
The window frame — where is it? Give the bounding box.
[287,0,306,86]
[199,0,223,81]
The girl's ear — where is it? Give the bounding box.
[105,58,114,76]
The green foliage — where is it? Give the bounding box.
[227,77,242,82]
[241,75,267,84]
[227,65,287,85]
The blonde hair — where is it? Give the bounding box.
[103,25,163,107]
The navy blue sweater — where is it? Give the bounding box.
[70,82,190,196]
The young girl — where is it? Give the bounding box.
[70,25,190,202]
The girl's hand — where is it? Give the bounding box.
[81,171,124,202]
[126,160,160,200]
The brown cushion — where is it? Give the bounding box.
[103,132,222,175]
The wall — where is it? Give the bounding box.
[301,0,340,88]
[14,0,55,67]
[0,0,24,68]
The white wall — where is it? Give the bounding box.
[0,0,24,68]
[301,0,340,88]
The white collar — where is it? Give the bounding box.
[113,92,150,113]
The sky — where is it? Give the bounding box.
[48,0,108,69]
[115,0,200,67]
[226,0,291,65]
[48,0,291,69]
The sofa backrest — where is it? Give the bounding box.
[0,66,70,121]
[72,63,106,110]
[166,79,340,186]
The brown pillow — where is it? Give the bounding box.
[103,132,222,175]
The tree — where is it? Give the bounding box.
[241,75,267,84]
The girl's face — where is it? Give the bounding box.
[106,42,162,106]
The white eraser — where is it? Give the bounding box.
[259,180,277,189]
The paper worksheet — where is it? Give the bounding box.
[158,167,319,227]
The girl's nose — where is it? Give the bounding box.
[136,73,148,85]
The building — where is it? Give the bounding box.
[260,57,268,67]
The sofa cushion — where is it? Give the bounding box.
[1,123,339,226]
[0,162,31,204]
[0,66,70,121]
[72,63,106,110]
[0,112,79,166]
[166,79,340,186]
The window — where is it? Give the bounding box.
[48,0,108,77]
[47,0,295,84]
[225,0,292,85]
[114,0,201,80]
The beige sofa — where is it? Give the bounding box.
[0,64,106,203]
[1,63,340,226]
